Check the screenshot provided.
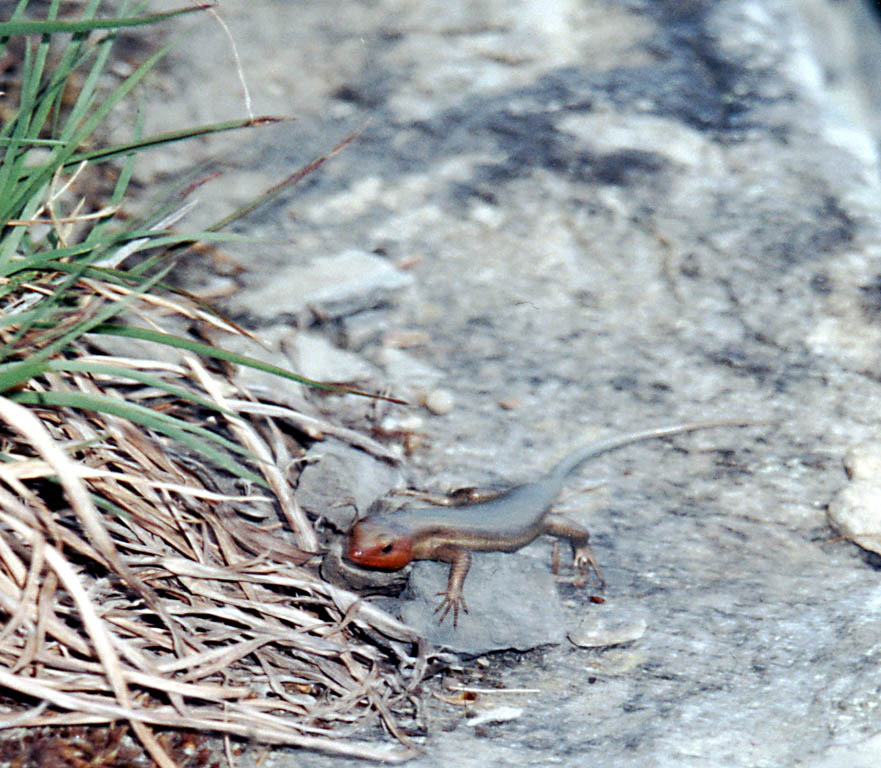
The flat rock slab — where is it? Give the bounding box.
[239,249,413,324]
[400,555,568,653]
[296,440,402,531]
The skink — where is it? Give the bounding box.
[346,420,761,625]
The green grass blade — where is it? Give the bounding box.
[46,359,238,418]
[0,263,103,362]
[0,228,250,279]
[0,360,48,392]
[0,359,237,422]
[0,184,47,271]
[31,263,174,363]
[66,117,289,168]
[0,43,173,225]
[90,323,407,403]
[0,38,41,195]
[0,0,31,60]
[0,6,208,36]
[36,1,105,141]
[0,137,67,147]
[78,103,144,249]
[0,257,173,365]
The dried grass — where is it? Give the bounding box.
[0,275,428,764]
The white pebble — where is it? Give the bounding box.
[844,443,881,482]
[425,388,454,415]
[828,482,881,555]
[466,707,523,727]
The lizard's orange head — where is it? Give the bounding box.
[346,520,413,570]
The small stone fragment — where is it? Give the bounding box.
[843,443,881,482]
[466,707,524,727]
[284,330,376,383]
[828,481,881,555]
[425,388,454,415]
[828,443,881,556]
[383,329,431,348]
[569,614,647,648]
[242,249,414,323]
[340,309,390,350]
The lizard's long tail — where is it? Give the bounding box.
[549,419,768,482]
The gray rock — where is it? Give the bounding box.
[241,249,413,324]
[399,554,568,654]
[284,330,376,383]
[373,346,446,388]
[295,439,403,531]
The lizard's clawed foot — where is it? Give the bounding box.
[574,544,605,588]
[434,590,467,627]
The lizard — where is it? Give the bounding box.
[346,420,764,625]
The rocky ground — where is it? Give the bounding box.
[127,0,881,765]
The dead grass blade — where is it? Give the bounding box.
[0,283,431,763]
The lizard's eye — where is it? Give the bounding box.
[381,542,395,554]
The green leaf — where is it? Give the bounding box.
[0,6,208,36]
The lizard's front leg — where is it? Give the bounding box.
[432,546,471,626]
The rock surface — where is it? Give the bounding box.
[295,439,403,532]
[401,555,569,653]
[133,0,881,766]
[240,249,414,324]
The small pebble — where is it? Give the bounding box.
[828,481,881,555]
[383,414,424,432]
[466,707,523,727]
[425,388,454,415]
[843,443,881,482]
[383,329,431,348]
[569,616,647,648]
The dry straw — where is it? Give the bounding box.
[0,281,428,764]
